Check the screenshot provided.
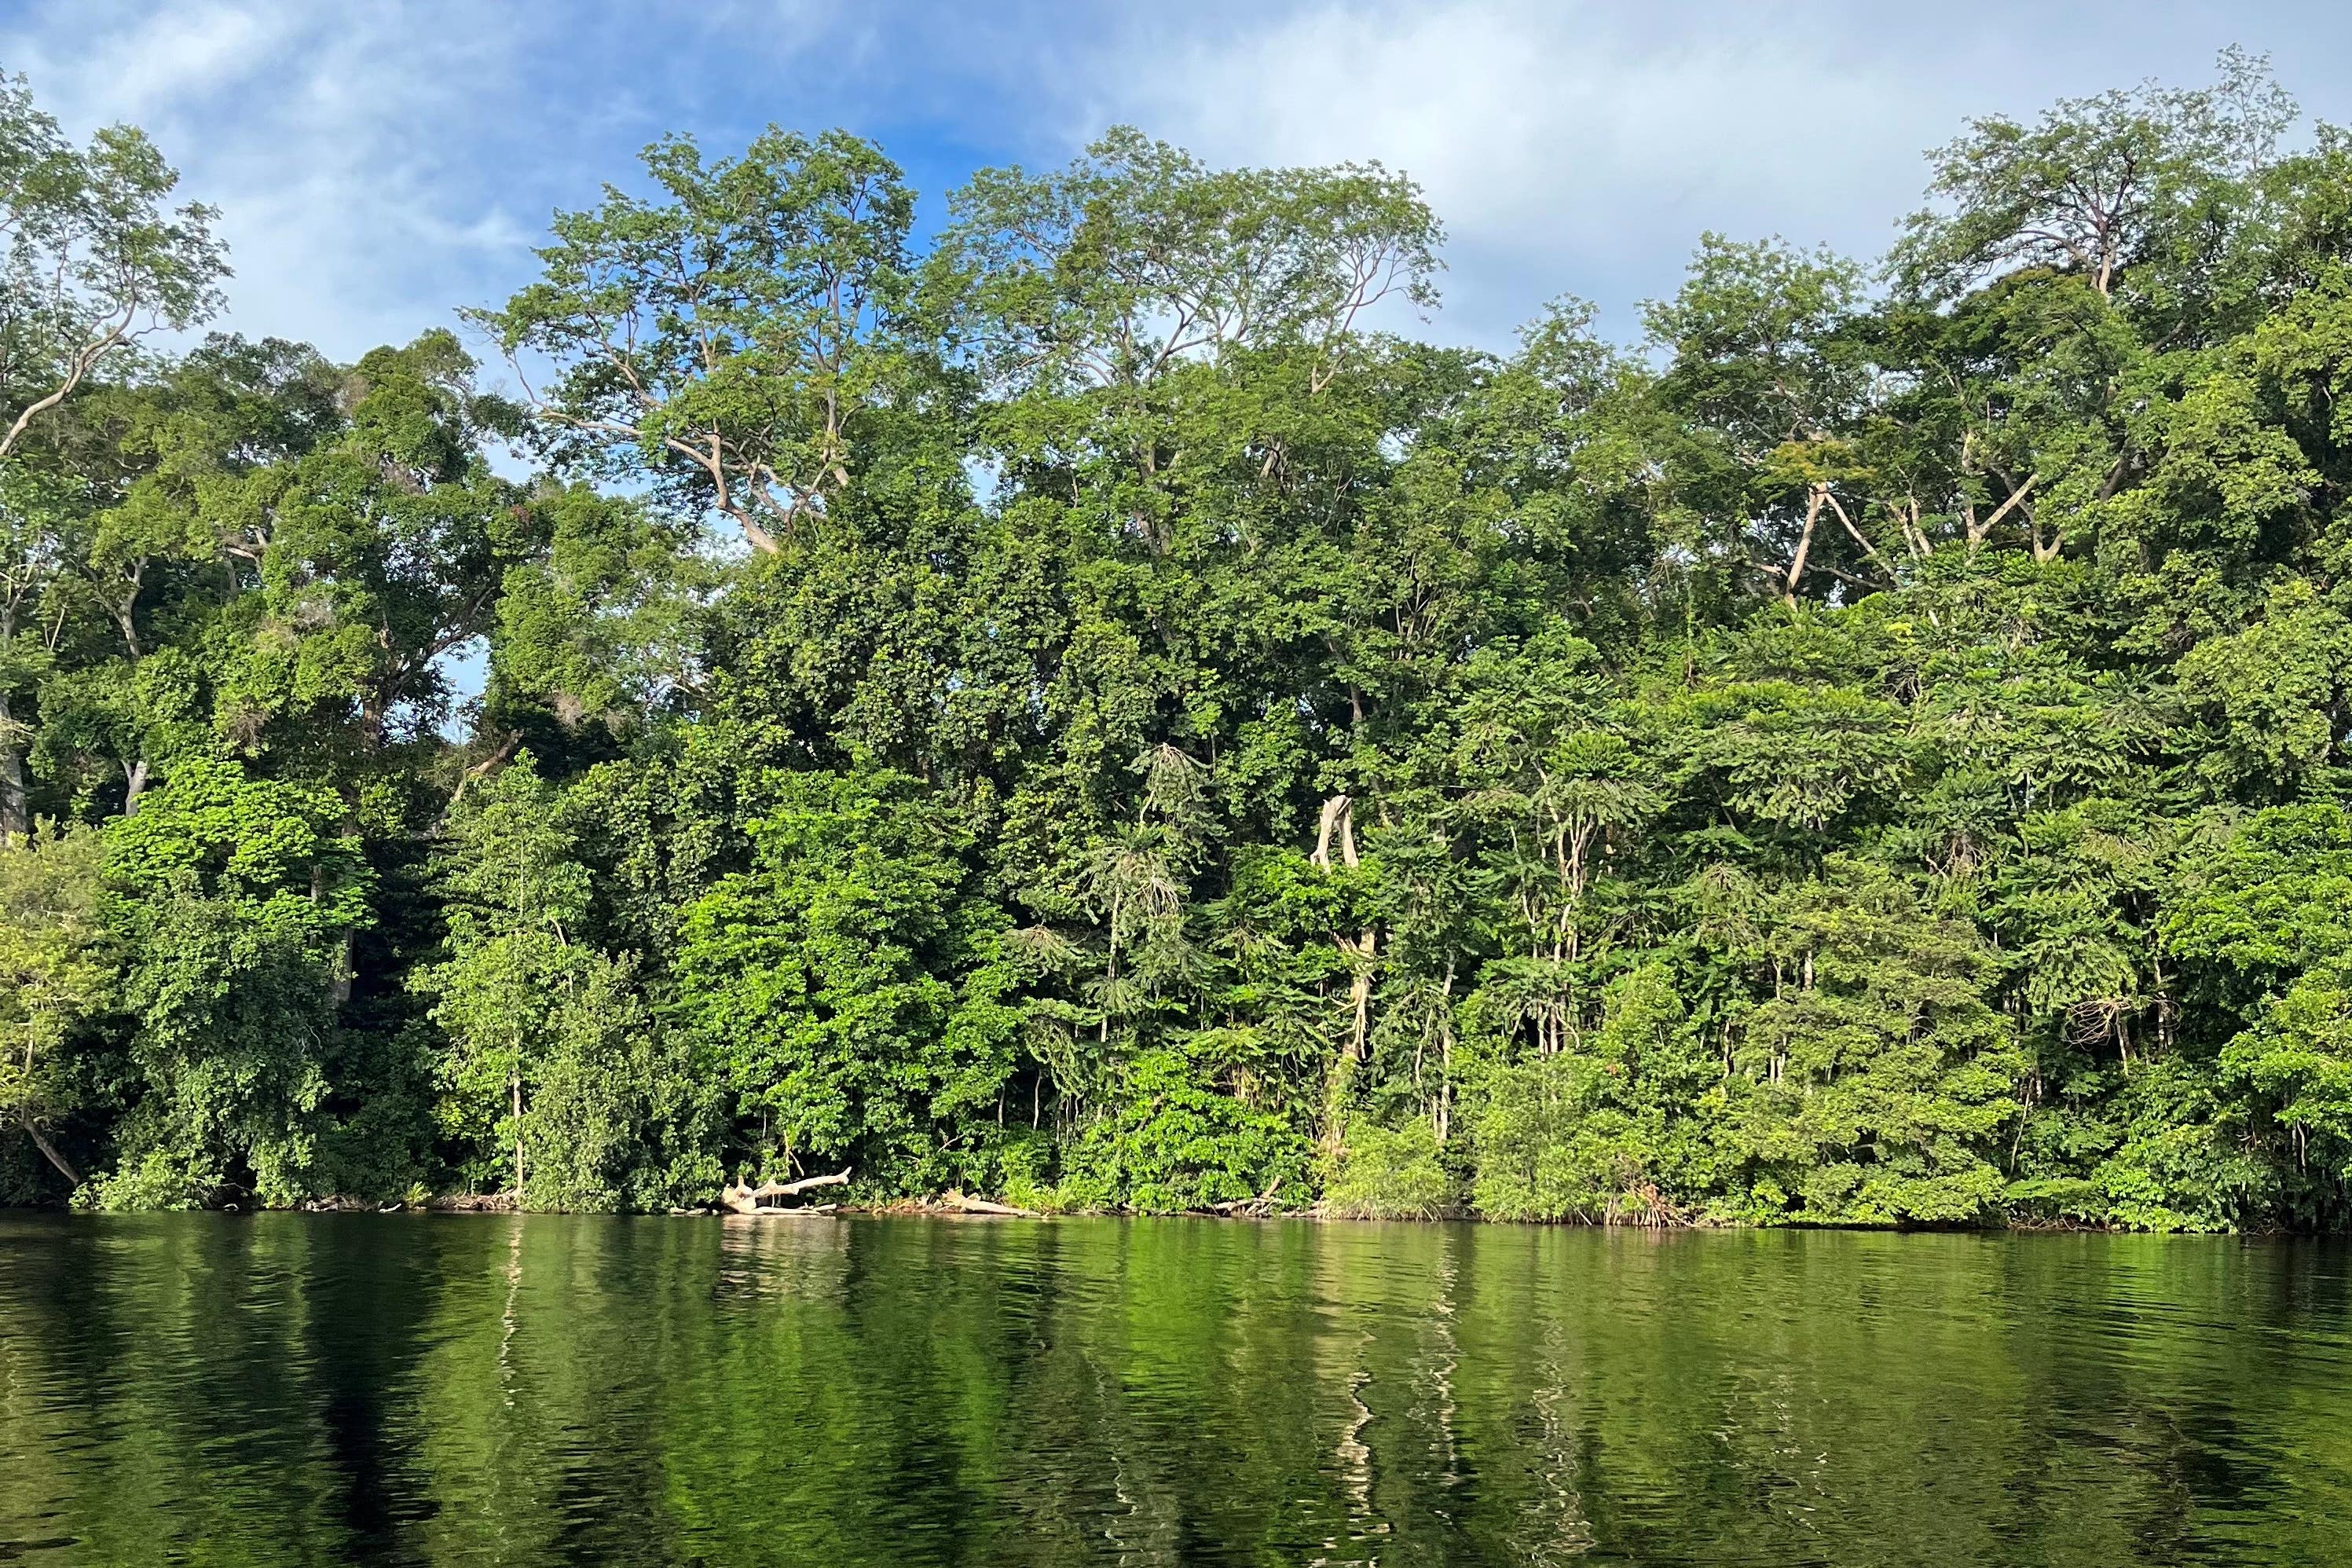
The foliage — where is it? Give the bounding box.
[470,127,917,555]
[97,757,370,1207]
[7,53,2352,1229]
[1324,1116,1450,1218]
[0,68,225,463]
[672,770,1017,1194]
[0,823,107,1195]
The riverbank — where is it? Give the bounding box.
[181,1193,2215,1233]
[0,1167,2276,1232]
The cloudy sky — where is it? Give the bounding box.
[3,1,2345,365]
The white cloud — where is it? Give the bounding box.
[77,2,285,112]
[1064,0,2343,346]
[0,0,912,366]
[5,0,2348,372]
[1,0,550,359]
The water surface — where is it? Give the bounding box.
[1,1214,2346,1565]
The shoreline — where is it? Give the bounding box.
[3,1196,2313,1235]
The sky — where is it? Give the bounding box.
[4,0,2349,369]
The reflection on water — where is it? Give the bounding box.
[1,1214,2347,1566]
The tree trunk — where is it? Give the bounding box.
[21,1112,79,1187]
[1433,958,1456,1148]
[1310,793,1383,1147]
[1966,473,2038,553]
[1312,793,1351,870]
[723,1168,852,1214]
[1348,932,1375,1061]
[941,1191,1039,1218]
[1321,1040,1357,1163]
[511,1072,524,1202]
[0,689,26,847]
[123,755,149,816]
[1783,487,1826,606]
[1311,795,1378,1059]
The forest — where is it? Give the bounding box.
[4,50,2350,1229]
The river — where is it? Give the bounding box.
[1,1214,2347,1565]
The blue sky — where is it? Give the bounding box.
[4,1,2347,368]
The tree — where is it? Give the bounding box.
[0,461,79,841]
[97,757,370,1207]
[475,128,915,554]
[1646,236,1882,602]
[2163,803,2352,1225]
[672,771,1017,1192]
[1725,861,2020,1225]
[1893,47,2291,303]
[0,69,225,458]
[196,331,529,760]
[416,754,715,1209]
[418,755,590,1198]
[0,822,105,1188]
[943,126,1439,395]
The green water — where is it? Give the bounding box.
[1,1216,2347,1566]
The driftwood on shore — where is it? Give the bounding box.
[941,1190,1040,1218]
[722,1168,852,1214]
[1207,1178,1284,1217]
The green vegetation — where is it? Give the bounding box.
[6,52,2352,1227]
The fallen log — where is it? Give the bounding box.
[721,1168,852,1214]
[941,1190,1040,1218]
[1210,1177,1284,1215]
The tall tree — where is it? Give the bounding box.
[0,69,225,458]
[474,129,915,554]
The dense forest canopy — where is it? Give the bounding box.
[5,49,2352,1229]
